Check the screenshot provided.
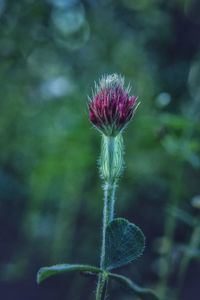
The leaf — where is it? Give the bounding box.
[109,273,159,300]
[168,206,197,227]
[180,245,200,260]
[105,218,145,270]
[37,264,102,284]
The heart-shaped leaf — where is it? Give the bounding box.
[37,264,102,284]
[105,218,145,270]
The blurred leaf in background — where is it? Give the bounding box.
[0,0,200,300]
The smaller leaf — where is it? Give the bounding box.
[180,245,200,260]
[109,273,159,300]
[37,264,102,284]
[168,206,197,227]
[105,218,145,270]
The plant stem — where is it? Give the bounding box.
[96,135,123,300]
[96,181,116,300]
[177,224,200,291]
[96,272,108,300]
[100,181,117,268]
[158,167,183,299]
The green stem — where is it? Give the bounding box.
[177,224,200,291]
[96,135,123,300]
[158,167,183,299]
[100,181,117,268]
[96,272,108,300]
[96,182,116,300]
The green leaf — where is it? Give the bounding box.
[168,206,197,227]
[180,245,200,260]
[105,218,145,270]
[109,273,159,300]
[37,264,102,284]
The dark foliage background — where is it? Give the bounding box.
[0,0,200,299]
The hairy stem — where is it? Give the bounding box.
[96,272,108,300]
[96,135,124,300]
[100,181,117,268]
[96,182,116,300]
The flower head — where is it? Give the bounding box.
[88,74,138,136]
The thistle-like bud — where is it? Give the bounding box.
[88,74,138,136]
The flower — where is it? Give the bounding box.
[88,74,138,136]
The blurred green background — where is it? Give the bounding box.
[0,0,200,299]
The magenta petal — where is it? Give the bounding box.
[88,74,138,136]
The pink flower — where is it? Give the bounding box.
[88,74,138,136]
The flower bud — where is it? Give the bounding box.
[88,74,138,136]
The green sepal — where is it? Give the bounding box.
[105,218,145,270]
[109,273,160,300]
[100,134,124,181]
[37,264,102,284]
